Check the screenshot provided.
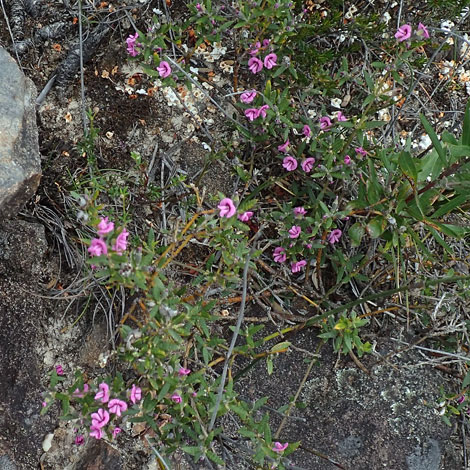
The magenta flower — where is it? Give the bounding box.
[457,395,466,404]
[240,90,257,103]
[112,427,121,438]
[278,139,290,153]
[273,247,286,263]
[282,156,298,171]
[75,434,84,446]
[291,260,307,273]
[328,229,342,244]
[126,33,139,57]
[90,426,103,440]
[319,116,332,130]
[355,147,367,157]
[288,226,301,238]
[249,41,261,55]
[344,155,352,165]
[91,408,110,428]
[294,207,307,217]
[245,108,260,121]
[196,2,202,10]
[272,442,289,453]
[97,216,114,236]
[112,229,129,254]
[130,384,142,404]
[55,365,64,376]
[258,104,270,118]
[417,23,430,39]
[73,384,90,398]
[395,24,412,42]
[301,157,315,173]
[218,198,236,218]
[262,39,270,47]
[263,53,277,69]
[178,367,191,376]
[171,393,182,404]
[336,111,347,122]
[94,383,110,403]
[108,399,128,417]
[248,57,263,74]
[88,238,108,256]
[157,61,172,78]
[302,125,311,137]
[238,211,254,222]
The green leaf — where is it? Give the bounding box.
[420,114,447,165]
[366,216,386,239]
[207,451,225,465]
[364,70,374,92]
[270,341,291,353]
[398,151,418,182]
[462,370,470,389]
[266,356,273,375]
[431,194,468,219]
[462,100,470,146]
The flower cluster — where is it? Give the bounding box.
[126,33,141,57]
[395,22,430,42]
[247,39,277,74]
[217,198,254,223]
[88,217,129,258]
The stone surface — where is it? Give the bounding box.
[236,327,455,470]
[0,46,41,220]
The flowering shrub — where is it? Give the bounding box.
[46,0,470,467]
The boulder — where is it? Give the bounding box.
[0,46,41,220]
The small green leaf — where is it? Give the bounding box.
[366,216,386,239]
[420,114,447,165]
[462,100,470,146]
[398,151,418,182]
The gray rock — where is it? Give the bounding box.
[0,46,41,221]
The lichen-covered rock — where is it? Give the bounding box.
[0,46,41,220]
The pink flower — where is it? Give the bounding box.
[75,434,84,446]
[73,384,90,398]
[344,155,352,165]
[302,125,311,137]
[273,247,286,263]
[294,207,307,217]
[248,57,263,74]
[301,157,315,173]
[238,211,254,222]
[355,147,367,157]
[130,384,142,404]
[245,108,260,121]
[288,226,301,238]
[88,238,108,256]
[112,427,121,438]
[112,229,129,254]
[126,33,139,57]
[196,2,202,10]
[178,367,191,376]
[319,116,332,130]
[108,399,128,417]
[263,53,277,69]
[258,104,269,118]
[282,156,298,171]
[336,111,347,122]
[272,442,289,453]
[91,408,110,428]
[395,24,412,42]
[291,260,307,273]
[97,216,114,236]
[328,229,342,244]
[417,23,430,39]
[157,61,172,78]
[278,139,290,153]
[249,41,261,55]
[90,426,103,440]
[218,198,236,218]
[94,383,110,403]
[55,365,64,376]
[240,90,257,103]
[262,39,270,47]
[171,393,182,404]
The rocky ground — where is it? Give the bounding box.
[1,0,470,469]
